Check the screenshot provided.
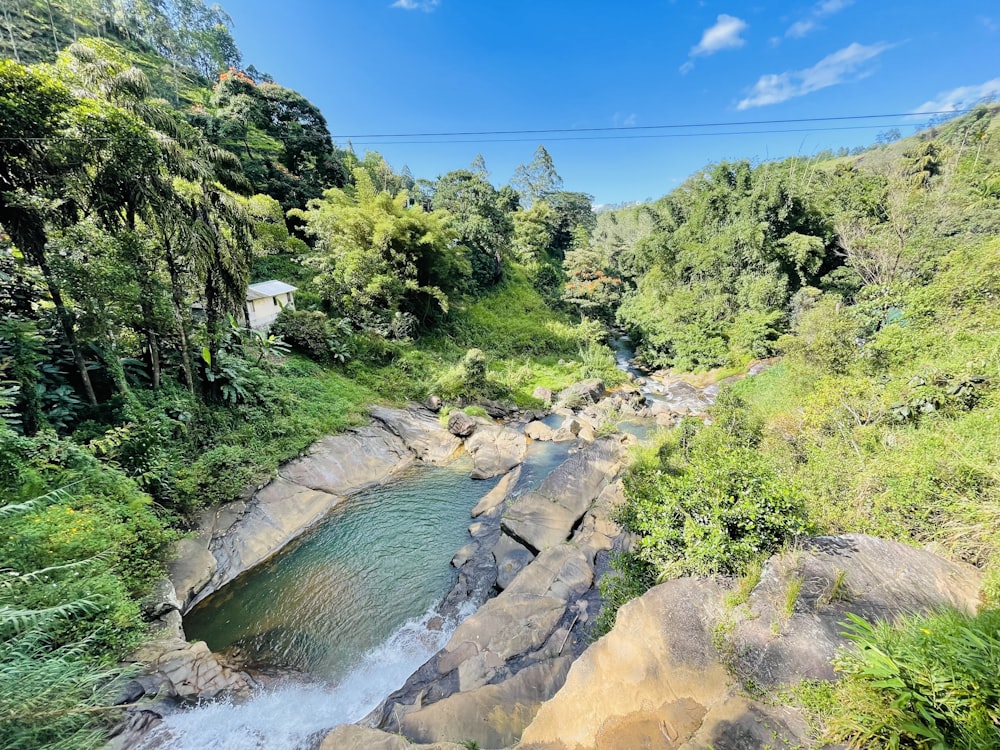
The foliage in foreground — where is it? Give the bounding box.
[0,487,147,750]
[798,608,1000,749]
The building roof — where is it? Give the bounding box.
[247,280,298,301]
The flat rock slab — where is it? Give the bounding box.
[731,533,985,688]
[400,657,574,750]
[494,532,535,590]
[466,424,527,479]
[502,438,624,552]
[472,466,521,518]
[371,404,462,465]
[505,545,593,602]
[438,594,568,673]
[280,425,413,494]
[521,578,732,750]
[320,726,465,750]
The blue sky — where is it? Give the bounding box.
[226,1,1000,205]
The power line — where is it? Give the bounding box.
[348,123,917,147]
[330,109,967,140]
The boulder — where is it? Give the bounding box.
[502,439,624,552]
[555,379,606,407]
[131,638,250,701]
[471,466,521,518]
[525,420,555,441]
[447,410,478,438]
[480,399,514,419]
[466,424,527,480]
[533,386,555,404]
[371,404,463,465]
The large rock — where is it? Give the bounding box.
[466,424,527,480]
[131,637,250,701]
[519,535,984,750]
[447,410,478,437]
[371,404,462,465]
[519,579,807,750]
[524,420,555,441]
[280,425,413,494]
[502,438,624,552]
[320,725,464,750]
[555,379,606,407]
[400,657,574,750]
[729,534,985,688]
[471,466,521,518]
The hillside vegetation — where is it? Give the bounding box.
[2,2,999,747]
[592,106,1000,748]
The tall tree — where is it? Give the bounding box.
[0,61,98,404]
[511,145,562,208]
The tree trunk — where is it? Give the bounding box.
[2,1,20,63]
[163,240,196,394]
[40,259,98,406]
[44,0,59,54]
[5,214,98,406]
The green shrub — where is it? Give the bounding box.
[618,432,809,578]
[271,307,351,363]
[174,444,256,511]
[822,609,1000,749]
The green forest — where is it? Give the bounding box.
[2,2,999,748]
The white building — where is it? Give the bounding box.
[246,280,297,329]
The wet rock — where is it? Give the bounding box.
[471,466,521,518]
[451,542,478,568]
[466,424,527,480]
[447,410,478,438]
[371,404,462,465]
[131,638,250,701]
[525,420,555,441]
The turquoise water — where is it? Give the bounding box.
[184,439,571,680]
[149,433,571,749]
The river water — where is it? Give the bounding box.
[143,440,572,749]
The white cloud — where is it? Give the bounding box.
[786,20,815,38]
[679,60,695,75]
[737,41,892,109]
[691,14,748,56]
[391,0,440,11]
[817,0,853,15]
[783,0,853,40]
[613,112,638,127]
[911,78,1000,115]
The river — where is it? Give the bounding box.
[142,439,572,749]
